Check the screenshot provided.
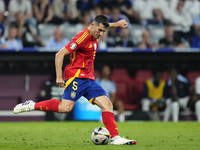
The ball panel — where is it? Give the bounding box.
[91,127,111,145]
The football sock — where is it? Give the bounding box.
[34,99,60,112]
[172,101,179,122]
[102,111,119,138]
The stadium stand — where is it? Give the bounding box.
[130,24,146,45]
[148,25,165,44]
[38,24,57,44]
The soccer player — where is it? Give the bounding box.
[13,15,137,145]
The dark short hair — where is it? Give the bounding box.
[93,15,109,28]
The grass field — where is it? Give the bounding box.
[0,121,199,150]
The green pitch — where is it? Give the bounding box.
[0,121,199,150]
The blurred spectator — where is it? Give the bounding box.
[97,0,112,10]
[4,26,23,50]
[189,76,200,122]
[8,0,33,23]
[96,0,112,16]
[0,8,6,49]
[132,0,163,25]
[75,12,92,34]
[163,68,193,122]
[0,0,5,13]
[142,70,166,120]
[33,0,53,25]
[108,6,130,37]
[111,0,139,24]
[0,4,5,37]
[11,11,44,47]
[159,26,184,48]
[138,30,157,49]
[193,12,200,31]
[184,0,200,20]
[45,27,70,49]
[0,37,6,48]
[114,28,134,47]
[96,65,125,122]
[91,5,102,19]
[53,0,79,24]
[169,0,193,39]
[192,26,200,48]
[77,0,94,20]
[98,31,113,50]
[155,0,178,25]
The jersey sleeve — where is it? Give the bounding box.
[64,31,89,53]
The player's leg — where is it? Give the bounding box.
[163,98,172,122]
[13,98,76,114]
[141,98,151,112]
[171,101,179,122]
[195,100,200,122]
[93,96,137,145]
[14,77,83,114]
[113,100,125,122]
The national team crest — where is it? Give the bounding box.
[71,91,76,98]
[70,43,77,50]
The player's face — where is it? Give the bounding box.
[102,66,111,78]
[170,69,177,81]
[92,23,107,39]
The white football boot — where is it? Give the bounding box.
[110,135,137,145]
[13,100,35,114]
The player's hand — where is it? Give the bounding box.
[117,19,128,28]
[56,78,65,87]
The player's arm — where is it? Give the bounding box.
[108,19,128,29]
[55,47,70,87]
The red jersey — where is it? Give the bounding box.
[64,28,98,80]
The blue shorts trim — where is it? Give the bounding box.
[62,77,106,103]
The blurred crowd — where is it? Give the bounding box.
[0,0,200,50]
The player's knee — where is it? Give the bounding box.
[103,100,113,111]
[59,106,72,113]
[58,102,73,113]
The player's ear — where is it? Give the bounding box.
[91,22,95,27]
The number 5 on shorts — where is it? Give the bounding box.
[72,81,78,90]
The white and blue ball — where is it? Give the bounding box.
[91,127,110,145]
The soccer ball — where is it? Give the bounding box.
[91,127,110,145]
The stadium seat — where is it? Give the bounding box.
[186,71,200,88]
[111,68,131,82]
[130,24,146,45]
[94,70,100,79]
[38,24,57,43]
[133,70,152,100]
[61,24,78,40]
[162,71,169,81]
[148,25,165,44]
[111,68,139,110]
